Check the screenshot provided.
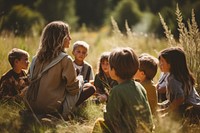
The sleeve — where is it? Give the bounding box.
[62,56,80,96]
[89,65,94,81]
[94,74,105,94]
[167,78,185,102]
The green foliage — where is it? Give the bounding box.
[0,5,44,36]
[159,5,200,91]
[0,0,200,36]
[112,0,142,33]
[35,0,78,29]
[75,0,109,28]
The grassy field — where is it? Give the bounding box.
[0,17,200,132]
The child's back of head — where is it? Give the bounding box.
[109,47,139,80]
[138,53,158,80]
[8,48,29,68]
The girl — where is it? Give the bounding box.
[26,21,95,119]
[158,47,200,118]
[94,52,117,103]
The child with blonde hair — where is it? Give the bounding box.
[72,41,94,83]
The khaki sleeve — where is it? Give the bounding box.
[62,56,80,95]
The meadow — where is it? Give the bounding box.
[0,9,200,132]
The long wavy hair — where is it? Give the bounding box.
[159,47,195,96]
[36,21,69,62]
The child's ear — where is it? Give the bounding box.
[141,71,147,79]
[141,71,145,76]
[14,59,19,64]
[13,59,19,66]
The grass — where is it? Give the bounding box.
[0,7,200,132]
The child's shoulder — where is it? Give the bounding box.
[167,74,182,88]
[0,69,14,81]
[113,80,138,89]
[83,61,93,68]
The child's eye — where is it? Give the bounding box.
[76,50,81,53]
[76,50,86,55]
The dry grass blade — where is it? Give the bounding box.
[158,13,176,46]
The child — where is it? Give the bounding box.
[0,48,30,103]
[158,47,200,119]
[94,52,117,103]
[72,41,94,83]
[93,47,153,133]
[134,53,158,115]
[25,21,95,119]
[156,72,168,103]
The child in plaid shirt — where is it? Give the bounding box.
[0,48,30,103]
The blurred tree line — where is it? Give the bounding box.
[0,0,199,37]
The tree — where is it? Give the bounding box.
[35,0,78,28]
[75,0,109,28]
[111,0,142,32]
[1,5,44,36]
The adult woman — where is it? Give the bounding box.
[26,21,95,119]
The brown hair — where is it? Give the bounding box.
[8,48,29,67]
[138,53,158,80]
[97,52,110,77]
[37,21,69,62]
[109,47,139,80]
[158,47,195,95]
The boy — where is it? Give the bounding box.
[72,41,94,83]
[93,47,153,133]
[134,53,158,115]
[0,48,30,103]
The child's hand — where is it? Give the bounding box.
[19,79,25,86]
[20,86,28,97]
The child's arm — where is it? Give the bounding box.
[168,96,184,111]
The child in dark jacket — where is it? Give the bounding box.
[94,52,117,103]
[0,48,30,103]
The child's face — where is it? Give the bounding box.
[159,56,170,73]
[109,66,118,81]
[101,60,109,74]
[73,46,88,62]
[15,55,30,70]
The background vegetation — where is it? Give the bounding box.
[0,1,200,133]
[0,0,200,37]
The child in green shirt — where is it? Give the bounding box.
[92,47,153,133]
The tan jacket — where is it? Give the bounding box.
[141,80,158,115]
[28,55,79,114]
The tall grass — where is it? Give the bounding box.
[0,24,168,132]
[159,4,200,91]
[1,8,200,132]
